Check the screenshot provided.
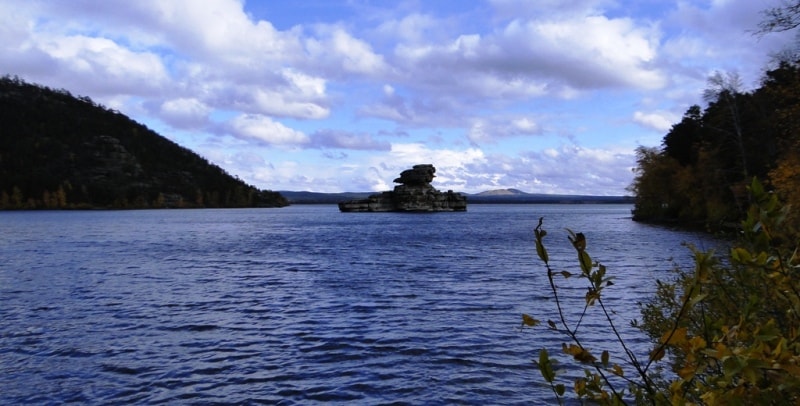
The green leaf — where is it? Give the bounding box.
[536,240,549,263]
[722,356,744,378]
[731,247,752,263]
[579,251,592,274]
[749,176,764,197]
[555,383,566,396]
[538,349,556,382]
[601,350,609,366]
[687,292,708,308]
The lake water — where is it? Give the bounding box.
[0,204,720,404]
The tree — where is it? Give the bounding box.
[703,71,749,179]
[757,1,800,34]
[631,60,800,228]
[628,147,681,222]
[662,105,702,166]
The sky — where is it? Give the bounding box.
[0,0,796,195]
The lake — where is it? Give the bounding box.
[0,204,720,404]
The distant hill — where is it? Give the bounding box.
[473,188,527,196]
[280,189,633,204]
[278,191,373,204]
[467,189,633,204]
[0,75,288,209]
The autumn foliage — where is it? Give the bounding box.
[526,179,800,404]
[629,61,800,231]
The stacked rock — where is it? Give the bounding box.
[338,164,467,212]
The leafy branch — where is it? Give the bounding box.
[525,178,800,404]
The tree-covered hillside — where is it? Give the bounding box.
[629,61,800,230]
[0,76,288,209]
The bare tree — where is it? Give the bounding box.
[757,1,800,34]
[703,71,749,178]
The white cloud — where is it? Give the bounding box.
[228,114,309,146]
[467,116,543,143]
[245,70,330,119]
[633,110,679,132]
[159,98,211,129]
[501,15,665,89]
[459,144,636,195]
[128,0,303,64]
[305,25,389,77]
[15,33,170,95]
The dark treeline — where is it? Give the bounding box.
[629,60,800,230]
[0,75,288,209]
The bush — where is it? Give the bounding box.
[525,178,800,405]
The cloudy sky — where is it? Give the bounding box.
[1,0,795,195]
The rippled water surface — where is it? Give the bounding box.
[1,204,720,404]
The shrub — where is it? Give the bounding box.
[524,178,800,405]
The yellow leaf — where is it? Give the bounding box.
[677,364,696,380]
[650,347,665,362]
[660,326,688,345]
[563,344,596,363]
[563,343,582,356]
[574,378,587,395]
[612,364,624,377]
[574,350,596,363]
[689,336,707,351]
[522,313,540,327]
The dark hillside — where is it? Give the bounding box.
[0,75,288,209]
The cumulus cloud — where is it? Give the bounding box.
[633,110,679,132]
[305,25,389,77]
[2,29,170,96]
[467,116,543,144]
[71,0,305,64]
[388,8,666,100]
[228,114,309,146]
[159,98,211,129]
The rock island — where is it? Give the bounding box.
[338,164,467,212]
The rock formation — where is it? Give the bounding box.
[338,164,467,212]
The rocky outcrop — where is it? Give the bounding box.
[338,164,467,212]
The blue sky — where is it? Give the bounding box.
[0,0,795,195]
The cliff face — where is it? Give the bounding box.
[338,164,467,212]
[0,76,288,209]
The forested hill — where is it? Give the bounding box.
[629,61,800,229]
[0,76,288,209]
